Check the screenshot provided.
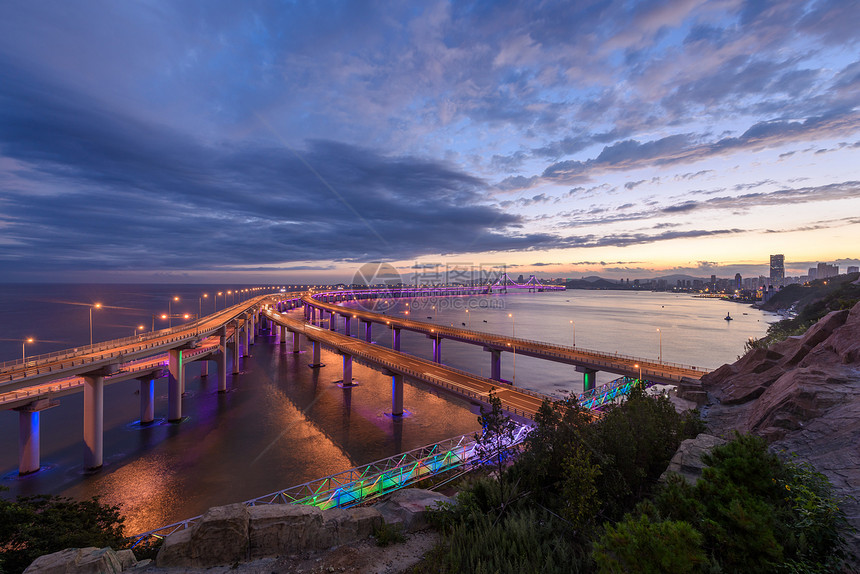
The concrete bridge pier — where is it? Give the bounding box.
[341,353,354,386]
[200,360,209,377]
[83,375,105,470]
[218,326,227,392]
[243,316,251,357]
[139,376,155,424]
[344,316,352,337]
[308,339,324,368]
[232,320,241,374]
[362,320,372,342]
[248,313,256,346]
[576,366,597,392]
[329,311,337,331]
[430,336,442,363]
[309,307,316,325]
[486,348,502,380]
[14,399,57,475]
[391,372,404,416]
[279,324,286,345]
[391,327,401,351]
[168,349,184,422]
[292,330,301,353]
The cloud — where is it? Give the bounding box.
[0,59,575,276]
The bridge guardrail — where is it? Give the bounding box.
[0,296,282,380]
[302,290,707,376]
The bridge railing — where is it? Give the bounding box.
[303,292,707,375]
[131,424,533,547]
[0,297,271,377]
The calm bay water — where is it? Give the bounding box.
[0,284,776,533]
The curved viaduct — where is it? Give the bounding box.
[2,285,707,477]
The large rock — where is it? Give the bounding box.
[157,503,250,568]
[374,488,454,532]
[660,433,726,485]
[24,547,123,574]
[248,503,325,558]
[700,302,860,558]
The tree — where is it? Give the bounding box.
[0,493,126,574]
[474,388,520,481]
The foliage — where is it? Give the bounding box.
[749,273,860,349]
[434,507,590,574]
[590,386,704,519]
[0,493,126,574]
[372,522,405,547]
[646,433,851,573]
[592,513,707,573]
[474,388,520,480]
[560,444,602,531]
[509,396,594,512]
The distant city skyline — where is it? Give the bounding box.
[1,1,858,284]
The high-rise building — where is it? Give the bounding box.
[817,262,839,279]
[735,273,742,290]
[848,266,859,274]
[808,268,817,281]
[770,254,785,287]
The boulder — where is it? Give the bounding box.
[24,547,122,574]
[157,503,250,568]
[374,488,454,532]
[660,433,726,485]
[248,503,325,559]
[700,301,860,560]
[154,527,193,568]
[113,549,137,571]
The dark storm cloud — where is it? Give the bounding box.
[0,60,563,274]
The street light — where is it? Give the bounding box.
[22,337,34,362]
[90,303,102,346]
[134,324,145,338]
[634,363,642,381]
[508,313,515,337]
[216,291,223,310]
[199,293,208,319]
[570,320,575,347]
[465,309,470,329]
[168,296,179,327]
[657,328,662,363]
[227,290,233,306]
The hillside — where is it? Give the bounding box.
[692,299,860,553]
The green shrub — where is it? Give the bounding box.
[439,507,589,574]
[593,513,707,573]
[0,494,126,574]
[373,522,405,547]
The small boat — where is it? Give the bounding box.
[462,322,466,326]
[427,316,432,319]
[483,320,488,323]
[725,312,733,321]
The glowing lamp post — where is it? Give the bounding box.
[508,313,515,337]
[216,291,223,311]
[657,328,662,363]
[199,293,208,319]
[570,320,575,347]
[168,296,179,327]
[134,324,145,338]
[89,303,102,346]
[466,309,470,329]
[634,363,642,382]
[22,337,34,362]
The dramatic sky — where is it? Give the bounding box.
[1,0,859,283]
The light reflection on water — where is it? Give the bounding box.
[1,290,775,533]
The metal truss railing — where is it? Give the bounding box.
[131,424,533,547]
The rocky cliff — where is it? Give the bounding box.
[694,300,860,549]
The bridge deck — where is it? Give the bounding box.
[302,294,707,384]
